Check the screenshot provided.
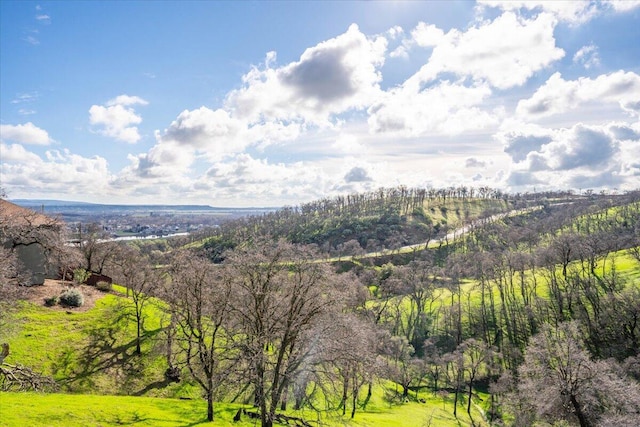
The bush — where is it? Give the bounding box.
[44,296,59,307]
[59,289,84,307]
[95,281,112,292]
[73,268,90,285]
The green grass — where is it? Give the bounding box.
[0,389,485,427]
[5,290,485,427]
[6,292,195,398]
[0,392,247,426]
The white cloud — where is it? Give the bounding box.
[573,44,600,69]
[24,35,40,45]
[477,1,598,24]
[516,71,640,118]
[332,134,366,154]
[195,154,336,205]
[11,92,39,104]
[226,24,387,126]
[602,0,640,12]
[368,80,500,136]
[160,107,247,154]
[106,95,149,107]
[390,22,445,59]
[411,22,445,47]
[503,121,640,192]
[478,0,640,25]
[405,12,563,91]
[89,95,148,143]
[0,143,43,163]
[0,147,113,198]
[0,122,52,145]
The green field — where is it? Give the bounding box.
[2,286,485,427]
[0,390,485,427]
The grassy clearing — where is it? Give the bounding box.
[0,389,484,427]
[0,392,245,426]
[7,290,195,398]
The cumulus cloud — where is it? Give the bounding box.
[344,166,372,183]
[120,104,305,188]
[89,95,148,143]
[497,121,555,162]
[0,143,43,163]
[0,122,52,145]
[0,147,112,198]
[368,80,500,136]
[405,12,564,90]
[602,0,640,12]
[194,154,335,205]
[161,107,246,153]
[503,121,639,193]
[411,22,446,47]
[227,24,387,126]
[516,71,640,118]
[390,22,446,59]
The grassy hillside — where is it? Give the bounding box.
[3,189,638,427]
[0,390,486,427]
[2,281,486,427]
[5,283,195,398]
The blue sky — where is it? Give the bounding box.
[1,1,639,207]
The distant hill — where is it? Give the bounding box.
[10,199,276,214]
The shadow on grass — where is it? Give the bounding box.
[51,300,165,393]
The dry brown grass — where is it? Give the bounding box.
[23,279,107,312]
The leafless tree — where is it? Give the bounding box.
[224,238,346,427]
[77,223,120,275]
[106,245,158,355]
[518,321,640,427]
[322,313,379,418]
[165,250,235,422]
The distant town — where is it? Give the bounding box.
[11,200,276,240]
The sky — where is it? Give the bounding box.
[1,1,640,207]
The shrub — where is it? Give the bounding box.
[95,281,112,292]
[73,268,90,285]
[59,289,84,307]
[44,295,59,307]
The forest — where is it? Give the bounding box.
[1,186,640,427]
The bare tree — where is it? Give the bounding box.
[77,223,120,275]
[458,338,493,418]
[165,250,235,422]
[106,245,158,355]
[323,314,378,418]
[518,321,640,427]
[225,238,345,427]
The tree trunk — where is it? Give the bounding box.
[361,380,372,410]
[207,391,214,422]
[351,387,358,419]
[453,369,461,418]
[136,316,142,355]
[570,394,590,427]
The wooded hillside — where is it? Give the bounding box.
[2,187,639,427]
